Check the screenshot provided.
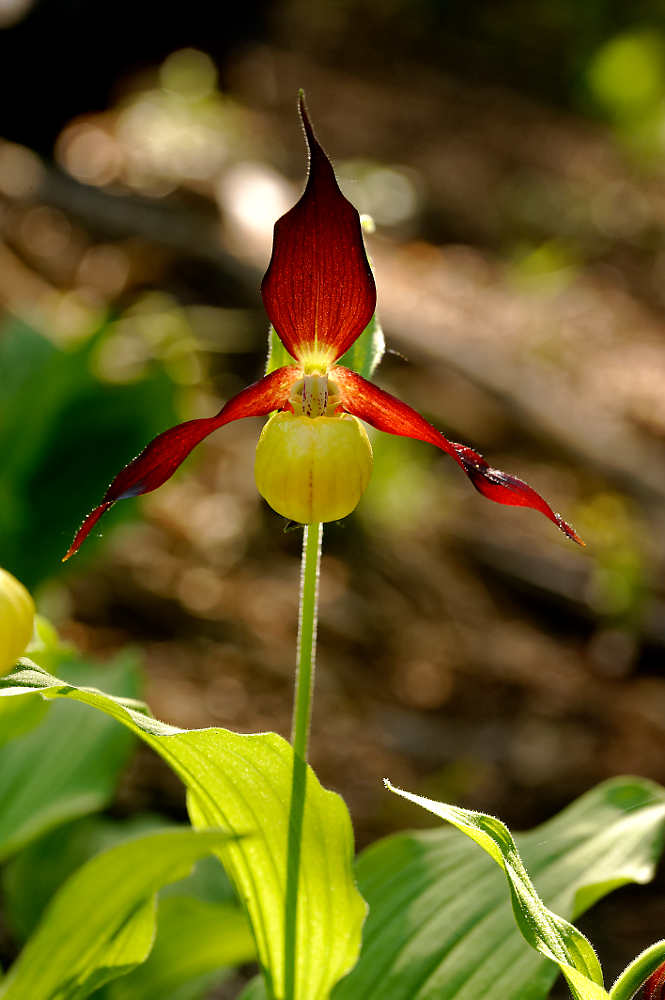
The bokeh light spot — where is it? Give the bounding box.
[588,31,665,118]
[0,141,43,198]
[160,48,218,101]
[57,122,122,186]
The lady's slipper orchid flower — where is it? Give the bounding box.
[64,96,582,560]
[0,568,35,675]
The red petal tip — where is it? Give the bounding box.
[453,443,585,545]
[554,514,585,547]
[261,99,376,365]
[334,366,583,546]
[298,91,315,149]
[63,366,300,560]
[62,502,113,561]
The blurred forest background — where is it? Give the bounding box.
[2,0,665,994]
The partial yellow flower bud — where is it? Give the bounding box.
[255,411,373,524]
[0,568,35,676]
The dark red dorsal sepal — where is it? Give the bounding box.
[261,94,376,368]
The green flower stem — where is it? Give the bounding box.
[291,522,323,761]
[610,941,665,1000]
[284,522,323,1000]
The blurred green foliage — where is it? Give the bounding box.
[586,27,665,158]
[588,30,665,119]
[3,814,168,943]
[0,642,140,862]
[0,620,253,1000]
[0,319,178,588]
[577,493,649,625]
[360,431,438,532]
[3,816,250,1000]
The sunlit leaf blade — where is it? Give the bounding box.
[265,325,296,377]
[184,748,365,1000]
[0,828,234,1000]
[333,777,665,1000]
[0,654,139,861]
[0,661,366,1000]
[100,897,255,1000]
[338,314,385,380]
[3,812,251,1000]
[2,814,171,942]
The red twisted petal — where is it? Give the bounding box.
[63,366,301,561]
[261,95,376,365]
[334,366,583,545]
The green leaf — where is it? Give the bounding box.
[160,852,235,905]
[2,814,171,942]
[265,326,296,376]
[0,319,178,587]
[100,896,255,1000]
[0,691,48,746]
[380,785,605,994]
[0,661,366,1000]
[333,777,665,1000]
[338,314,385,380]
[265,314,385,381]
[4,813,251,999]
[239,976,269,999]
[0,828,235,1000]
[0,653,139,860]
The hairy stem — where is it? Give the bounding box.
[291,522,323,759]
[284,522,323,999]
